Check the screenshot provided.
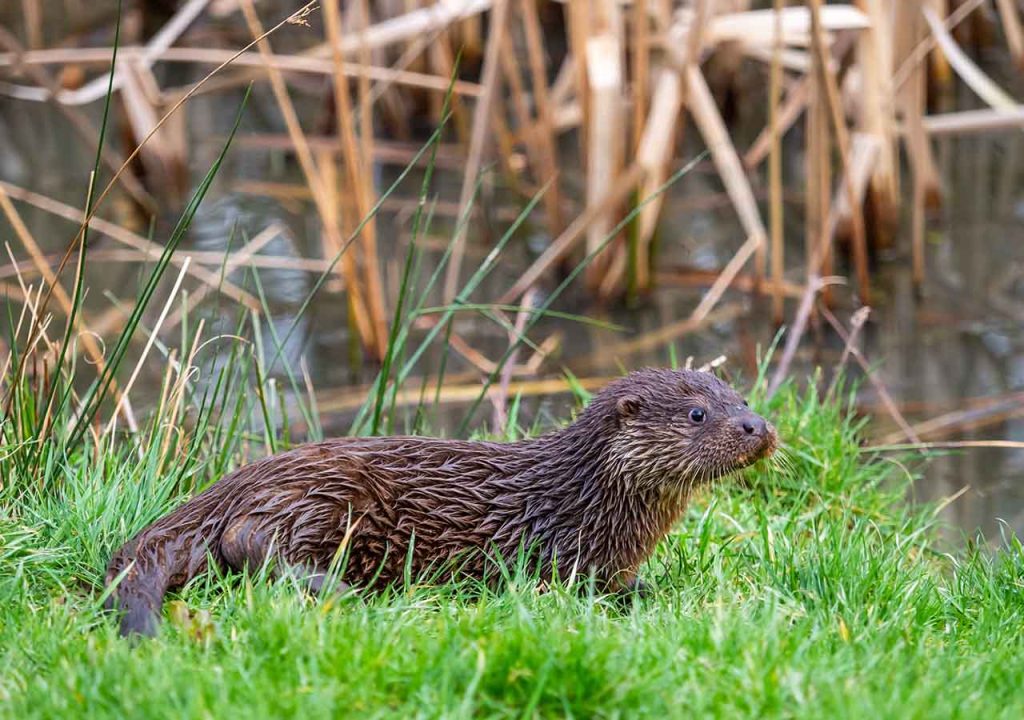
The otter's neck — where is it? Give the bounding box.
[508,421,689,585]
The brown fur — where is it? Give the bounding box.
[105,368,777,636]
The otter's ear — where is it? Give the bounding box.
[616,395,641,420]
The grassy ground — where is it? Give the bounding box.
[2,370,1023,719]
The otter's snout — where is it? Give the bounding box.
[732,412,777,461]
[736,413,767,438]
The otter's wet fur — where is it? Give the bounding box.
[105,368,777,636]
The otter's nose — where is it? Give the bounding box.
[737,413,766,437]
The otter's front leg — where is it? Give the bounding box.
[622,577,650,596]
[606,575,651,608]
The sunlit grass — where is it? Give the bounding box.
[2,359,1024,717]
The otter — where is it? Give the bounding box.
[105,368,777,636]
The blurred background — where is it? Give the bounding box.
[0,0,1022,544]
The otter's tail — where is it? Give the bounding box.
[105,501,225,637]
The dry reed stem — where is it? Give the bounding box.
[656,268,804,299]
[597,246,628,299]
[876,392,1024,446]
[804,62,825,286]
[120,61,186,199]
[634,65,682,290]
[871,440,1024,452]
[686,65,767,279]
[522,331,561,375]
[744,76,809,168]
[0,188,105,370]
[766,276,844,397]
[921,0,953,85]
[549,55,577,108]
[994,0,1024,67]
[309,0,493,60]
[21,0,43,50]
[491,289,536,434]
[355,0,377,306]
[0,278,48,387]
[819,305,920,444]
[632,0,650,159]
[458,7,484,60]
[0,247,332,277]
[769,0,785,323]
[827,133,879,243]
[669,0,709,174]
[498,29,540,180]
[598,303,746,363]
[104,258,192,435]
[908,48,930,286]
[829,304,870,390]
[161,321,209,469]
[234,135,467,167]
[687,233,761,326]
[911,164,927,288]
[853,0,899,227]
[900,33,942,205]
[487,102,526,193]
[921,107,1024,134]
[0,47,485,98]
[0,181,258,309]
[498,163,645,305]
[744,29,855,171]
[239,0,377,354]
[152,349,178,465]
[892,0,986,91]
[428,29,471,142]
[565,0,592,159]
[410,317,510,376]
[324,0,387,359]
[812,40,834,296]
[521,0,566,235]
[156,353,194,475]
[443,0,511,303]
[584,28,625,288]
[231,179,522,224]
[317,374,615,414]
[922,6,1018,110]
[897,5,937,287]
[700,4,869,46]
[1,260,46,373]
[809,0,869,302]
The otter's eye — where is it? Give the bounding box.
[688,408,706,424]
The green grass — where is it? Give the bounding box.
[2,370,1023,719]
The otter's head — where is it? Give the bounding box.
[592,368,777,488]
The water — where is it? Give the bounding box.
[1,12,1022,547]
